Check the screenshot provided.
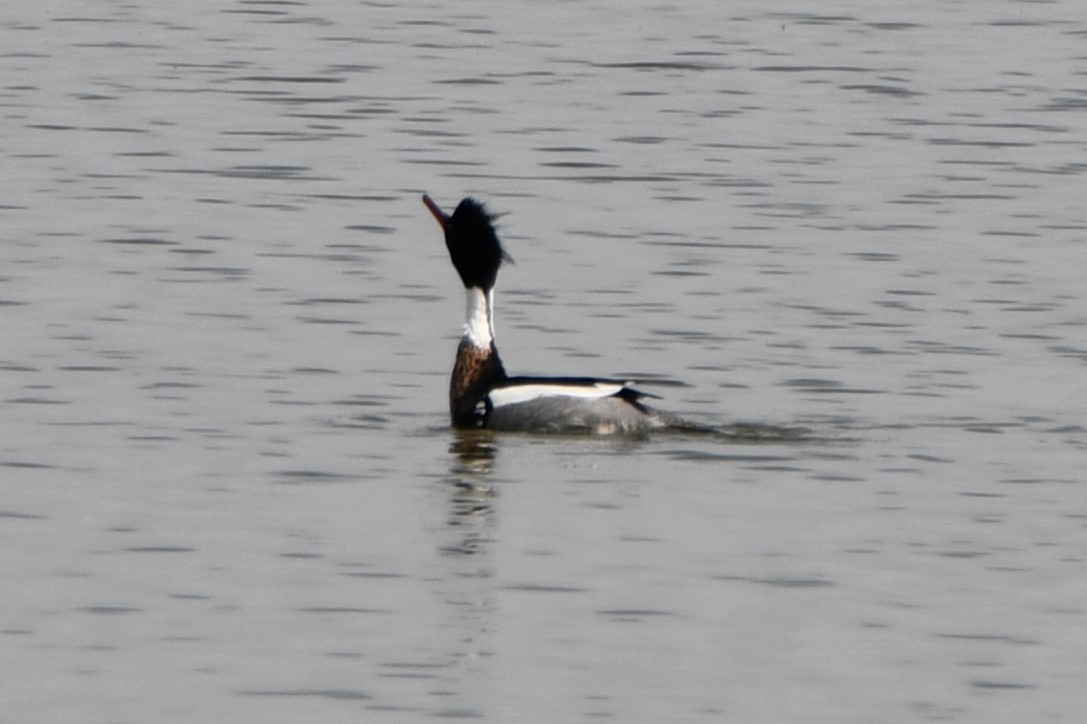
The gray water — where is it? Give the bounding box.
[3,1,1086,722]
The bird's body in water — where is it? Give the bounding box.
[422,193,705,435]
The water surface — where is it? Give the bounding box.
[2,1,1086,722]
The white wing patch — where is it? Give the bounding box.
[489,382,626,408]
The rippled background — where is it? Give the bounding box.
[3,1,1086,722]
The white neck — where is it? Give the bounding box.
[463,287,495,349]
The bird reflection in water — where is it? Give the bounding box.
[442,430,500,556]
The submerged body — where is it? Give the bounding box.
[423,194,694,434]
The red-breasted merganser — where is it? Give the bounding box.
[423,193,694,434]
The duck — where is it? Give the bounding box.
[423,193,697,434]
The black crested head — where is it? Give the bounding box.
[444,197,511,290]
